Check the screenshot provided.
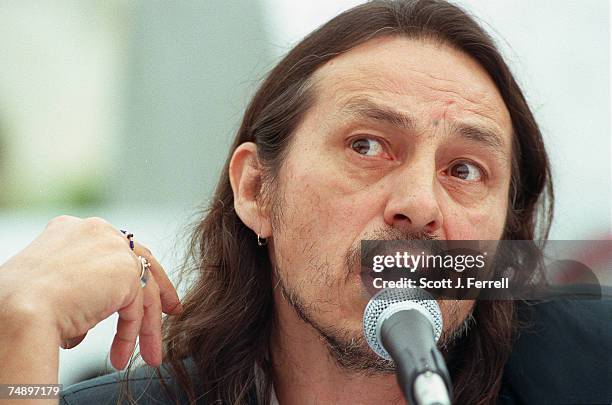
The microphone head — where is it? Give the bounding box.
[363,288,443,360]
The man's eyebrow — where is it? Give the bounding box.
[340,96,507,155]
[451,122,507,156]
[341,97,417,132]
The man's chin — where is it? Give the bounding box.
[316,323,397,375]
[278,268,474,376]
[279,279,396,375]
[315,302,475,375]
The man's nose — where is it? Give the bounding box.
[382,165,443,235]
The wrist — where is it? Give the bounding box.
[0,296,60,387]
[1,291,60,346]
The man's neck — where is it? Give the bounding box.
[270,290,406,405]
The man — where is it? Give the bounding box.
[58,0,610,404]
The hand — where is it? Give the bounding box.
[0,215,182,370]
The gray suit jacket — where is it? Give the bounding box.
[60,362,196,405]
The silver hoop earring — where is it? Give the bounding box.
[257,234,268,246]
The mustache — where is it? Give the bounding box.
[345,227,441,278]
[364,228,438,241]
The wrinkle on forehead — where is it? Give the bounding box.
[310,36,512,135]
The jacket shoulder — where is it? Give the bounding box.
[500,299,612,404]
[60,360,199,405]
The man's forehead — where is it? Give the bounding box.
[310,36,513,136]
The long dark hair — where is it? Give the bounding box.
[125,1,554,404]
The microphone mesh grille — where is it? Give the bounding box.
[363,288,443,360]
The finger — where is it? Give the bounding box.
[133,241,182,315]
[110,288,144,370]
[138,276,163,367]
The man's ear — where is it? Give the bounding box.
[229,142,272,238]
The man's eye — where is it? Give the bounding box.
[350,138,385,157]
[449,161,482,181]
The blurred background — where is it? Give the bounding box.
[0,0,609,386]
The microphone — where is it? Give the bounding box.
[363,288,452,405]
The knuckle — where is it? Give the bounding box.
[137,301,145,318]
[96,233,129,257]
[108,233,129,250]
[84,216,111,230]
[139,329,157,338]
[46,215,78,228]
[124,252,142,275]
[116,334,137,344]
[112,251,140,283]
[140,245,153,257]
[148,278,160,295]
[144,291,161,310]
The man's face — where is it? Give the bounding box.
[268,36,513,370]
